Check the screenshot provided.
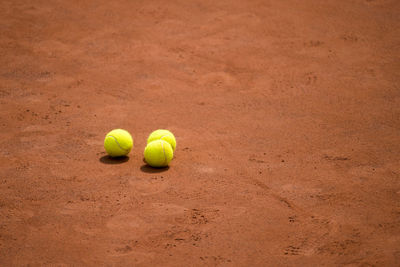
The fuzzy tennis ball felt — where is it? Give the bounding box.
[144,140,173,167]
[147,129,176,151]
[104,129,133,157]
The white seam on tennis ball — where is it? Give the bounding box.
[160,134,174,149]
[108,135,128,151]
[160,135,168,140]
[161,141,167,165]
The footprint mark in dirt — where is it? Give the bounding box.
[188,209,209,224]
[304,72,317,85]
[304,40,324,47]
[114,245,132,254]
[323,155,350,161]
[284,245,302,255]
[249,157,265,163]
[341,34,358,42]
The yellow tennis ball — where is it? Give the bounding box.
[147,129,176,151]
[104,129,133,157]
[144,140,173,167]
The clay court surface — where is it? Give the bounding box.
[1,0,399,266]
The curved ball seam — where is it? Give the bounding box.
[161,140,167,166]
[107,135,130,152]
[160,134,175,149]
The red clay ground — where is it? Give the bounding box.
[1,0,399,266]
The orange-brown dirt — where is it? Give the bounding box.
[1,0,399,266]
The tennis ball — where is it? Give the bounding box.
[147,129,176,151]
[104,129,133,157]
[144,140,173,167]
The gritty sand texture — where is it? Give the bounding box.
[0,0,399,266]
